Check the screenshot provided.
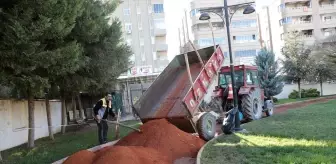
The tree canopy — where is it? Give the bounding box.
[255,48,284,98]
[281,31,313,98]
[0,0,131,148]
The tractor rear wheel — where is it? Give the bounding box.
[241,88,263,121]
[196,112,216,141]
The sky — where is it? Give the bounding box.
[164,0,273,60]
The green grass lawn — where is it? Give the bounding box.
[1,120,141,164]
[201,100,336,164]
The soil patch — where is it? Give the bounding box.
[116,119,206,161]
[63,150,95,164]
[63,119,205,164]
[94,146,171,164]
[274,97,335,114]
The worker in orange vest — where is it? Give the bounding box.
[93,93,115,144]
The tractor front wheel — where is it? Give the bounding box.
[241,88,263,121]
[196,112,216,141]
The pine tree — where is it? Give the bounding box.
[255,48,284,98]
[0,0,85,147]
[55,0,131,132]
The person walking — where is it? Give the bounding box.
[93,93,115,145]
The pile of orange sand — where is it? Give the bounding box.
[63,119,205,164]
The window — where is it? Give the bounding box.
[233,35,257,43]
[224,52,228,57]
[125,23,132,33]
[153,4,164,13]
[323,16,332,22]
[235,50,257,57]
[123,8,130,15]
[218,71,244,87]
[231,20,257,28]
[153,19,165,29]
[278,4,285,12]
[190,9,200,17]
[246,71,259,85]
[279,17,292,26]
[198,38,225,47]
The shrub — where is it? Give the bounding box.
[288,90,299,99]
[306,88,320,97]
[288,88,320,99]
[272,97,278,103]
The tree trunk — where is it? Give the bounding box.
[320,78,323,96]
[298,78,301,99]
[45,93,54,140]
[27,88,35,148]
[71,95,76,120]
[61,94,67,134]
[77,94,84,119]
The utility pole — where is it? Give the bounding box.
[266,7,274,50]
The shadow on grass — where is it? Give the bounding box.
[201,133,336,164]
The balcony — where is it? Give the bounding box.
[299,34,315,45]
[283,20,313,30]
[156,43,168,52]
[154,28,166,36]
[322,19,336,28]
[320,4,336,14]
[281,7,312,17]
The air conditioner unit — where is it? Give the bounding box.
[126,30,132,34]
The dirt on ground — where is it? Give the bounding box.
[274,96,336,114]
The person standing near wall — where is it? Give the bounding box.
[93,93,115,145]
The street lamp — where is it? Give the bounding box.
[198,1,255,132]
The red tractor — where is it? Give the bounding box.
[213,65,274,123]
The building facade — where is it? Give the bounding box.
[113,0,169,78]
[259,0,336,58]
[189,0,261,66]
[112,0,169,113]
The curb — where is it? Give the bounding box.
[52,140,119,164]
[196,133,225,164]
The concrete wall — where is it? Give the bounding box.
[275,83,336,99]
[0,100,62,151]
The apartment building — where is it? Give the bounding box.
[113,0,169,79]
[112,0,169,113]
[259,0,336,58]
[189,0,261,66]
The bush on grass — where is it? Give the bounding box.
[288,88,320,99]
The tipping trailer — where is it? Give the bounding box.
[133,46,224,141]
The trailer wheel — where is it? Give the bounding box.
[242,88,263,121]
[197,112,216,141]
